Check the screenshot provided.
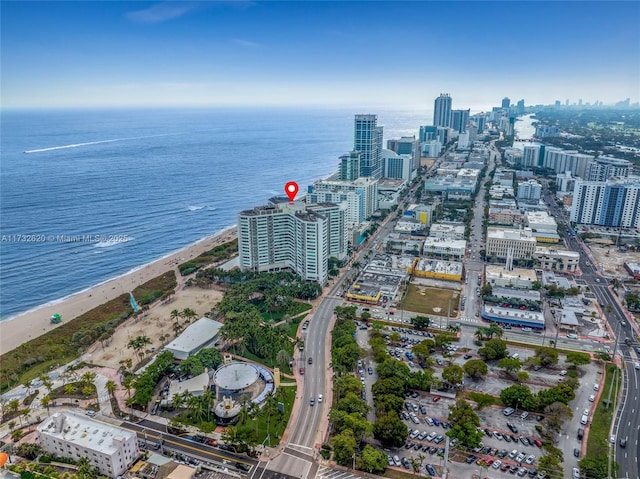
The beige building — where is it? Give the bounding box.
[534,247,580,272]
[422,238,467,258]
[488,207,523,225]
[485,265,537,289]
[486,227,537,260]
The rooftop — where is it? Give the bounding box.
[491,287,541,301]
[487,227,535,241]
[165,318,223,355]
[38,411,136,454]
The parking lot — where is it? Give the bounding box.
[356,320,603,478]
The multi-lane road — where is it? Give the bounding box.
[544,188,640,478]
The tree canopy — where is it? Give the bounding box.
[447,399,483,449]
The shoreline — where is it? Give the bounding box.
[0,225,237,355]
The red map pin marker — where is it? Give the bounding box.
[284,181,299,202]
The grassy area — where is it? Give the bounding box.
[587,363,620,457]
[383,468,418,479]
[241,351,293,375]
[285,315,307,339]
[253,386,296,446]
[260,300,312,322]
[178,238,238,276]
[0,271,176,393]
[400,284,460,316]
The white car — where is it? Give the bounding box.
[492,460,502,469]
[593,384,599,391]
[559,370,567,376]
[318,394,323,403]
[525,455,536,465]
[588,394,595,402]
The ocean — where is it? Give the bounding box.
[0,107,428,320]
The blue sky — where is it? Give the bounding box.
[2,1,638,110]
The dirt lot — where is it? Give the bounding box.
[584,237,639,279]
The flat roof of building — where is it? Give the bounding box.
[485,266,537,282]
[491,287,541,301]
[487,227,535,241]
[414,259,463,275]
[559,310,580,326]
[535,247,580,258]
[525,211,557,225]
[38,411,136,454]
[168,372,210,401]
[482,306,545,327]
[423,237,467,249]
[430,223,465,234]
[165,318,223,355]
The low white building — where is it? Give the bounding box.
[485,265,537,289]
[37,411,140,478]
[165,318,223,361]
[422,238,467,258]
[429,223,466,240]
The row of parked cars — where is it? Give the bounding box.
[387,455,438,476]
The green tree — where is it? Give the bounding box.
[412,340,436,363]
[411,316,431,331]
[372,377,405,399]
[442,365,464,386]
[40,395,52,416]
[447,399,483,449]
[105,380,117,395]
[433,332,456,350]
[179,355,204,376]
[373,394,405,417]
[500,384,536,410]
[463,359,488,379]
[517,371,530,382]
[538,454,563,478]
[486,323,504,339]
[478,338,508,360]
[474,326,489,341]
[332,429,356,467]
[16,443,42,460]
[566,351,591,366]
[498,357,522,377]
[335,393,370,416]
[373,412,408,448]
[578,455,613,479]
[127,335,152,364]
[358,444,388,473]
[377,359,410,381]
[537,383,576,408]
[334,376,363,399]
[76,457,98,479]
[534,347,559,367]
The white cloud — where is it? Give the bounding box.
[125,2,199,24]
[232,38,262,48]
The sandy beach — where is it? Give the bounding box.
[0,226,237,355]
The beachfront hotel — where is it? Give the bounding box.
[37,411,139,478]
[238,197,348,285]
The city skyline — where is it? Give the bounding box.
[1,1,639,109]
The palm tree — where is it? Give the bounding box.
[41,395,52,417]
[76,457,95,479]
[127,335,152,364]
[170,309,181,325]
[105,380,117,396]
[182,307,197,324]
[122,375,134,399]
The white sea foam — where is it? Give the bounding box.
[187,205,206,211]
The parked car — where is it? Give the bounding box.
[504,407,515,416]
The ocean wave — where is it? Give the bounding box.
[23,133,177,154]
[187,205,206,211]
[94,237,133,248]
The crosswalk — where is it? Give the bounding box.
[458,316,478,323]
[315,466,359,479]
